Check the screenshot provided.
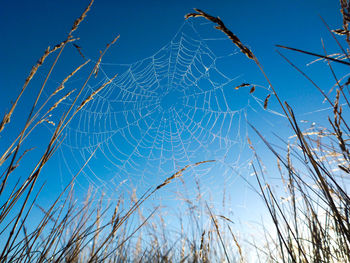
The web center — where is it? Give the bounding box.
[160,89,183,110]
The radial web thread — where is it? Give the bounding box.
[59,20,274,197]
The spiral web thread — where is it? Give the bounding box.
[59,20,274,198]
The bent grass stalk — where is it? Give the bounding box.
[1,2,349,262]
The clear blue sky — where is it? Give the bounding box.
[0,0,340,100]
[0,0,344,222]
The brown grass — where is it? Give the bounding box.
[1,1,350,262]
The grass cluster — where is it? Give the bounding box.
[1,0,349,262]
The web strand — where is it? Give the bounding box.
[59,20,274,196]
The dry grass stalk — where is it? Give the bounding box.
[206,202,231,263]
[186,8,298,130]
[93,35,120,78]
[48,89,76,114]
[53,59,90,96]
[156,160,215,190]
[276,44,350,66]
[75,74,117,113]
[2,2,350,262]
[57,34,120,137]
[0,1,120,261]
[185,9,254,60]
[0,59,89,168]
[0,37,79,135]
[0,0,92,190]
[184,5,350,262]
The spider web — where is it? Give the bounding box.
[58,20,274,198]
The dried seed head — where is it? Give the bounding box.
[76,74,117,112]
[53,60,89,96]
[235,83,250,90]
[332,28,349,35]
[185,9,254,60]
[73,43,85,59]
[250,85,256,94]
[48,89,76,114]
[69,0,94,37]
[156,160,215,190]
[264,94,271,109]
